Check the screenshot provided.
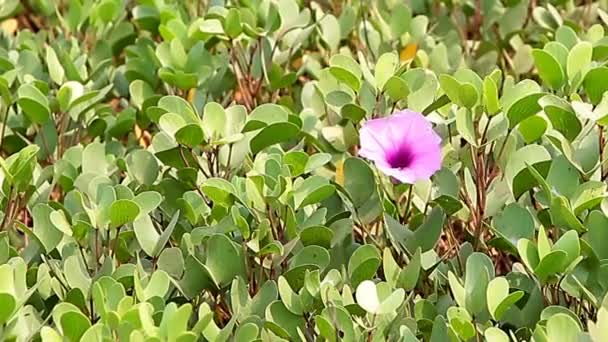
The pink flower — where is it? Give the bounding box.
[359,110,442,184]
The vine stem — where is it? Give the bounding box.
[0,102,9,151]
[0,188,15,232]
[403,185,414,222]
[111,226,122,258]
[599,124,605,180]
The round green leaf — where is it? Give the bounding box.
[250,122,300,154]
[109,200,140,228]
[518,115,547,143]
[18,84,50,124]
[583,67,608,105]
[532,49,565,90]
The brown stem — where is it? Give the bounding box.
[0,104,9,153]
[600,125,605,180]
[230,42,255,110]
[111,226,122,258]
[0,189,16,232]
[472,143,488,251]
[94,229,100,270]
[402,185,414,223]
[473,0,483,40]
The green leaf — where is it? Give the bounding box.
[572,181,606,214]
[583,211,608,259]
[505,145,551,198]
[556,26,579,49]
[546,313,581,342]
[464,253,494,315]
[532,49,565,90]
[202,102,226,140]
[506,92,545,128]
[319,14,340,52]
[152,210,180,256]
[18,84,50,124]
[398,248,421,290]
[383,248,400,288]
[201,178,238,204]
[493,203,535,250]
[224,8,242,38]
[293,176,335,209]
[356,281,405,315]
[32,204,63,253]
[534,250,567,281]
[126,150,159,186]
[206,234,246,288]
[175,124,205,147]
[326,90,353,107]
[383,76,410,102]
[157,247,184,279]
[517,239,540,271]
[341,103,367,123]
[46,46,65,85]
[132,192,162,217]
[265,301,306,340]
[583,67,608,105]
[539,95,581,141]
[429,316,449,342]
[329,54,362,91]
[513,45,534,75]
[440,73,479,109]
[343,157,383,224]
[348,245,381,287]
[0,293,15,325]
[456,107,477,145]
[487,277,524,320]
[60,310,91,342]
[278,276,304,315]
[448,271,466,309]
[109,199,140,228]
[518,115,547,143]
[250,122,300,154]
[375,52,399,90]
[82,141,109,176]
[550,196,585,232]
[485,327,510,342]
[146,271,170,301]
[300,225,333,248]
[567,42,593,88]
[129,79,154,109]
[133,214,160,257]
[410,207,445,253]
[483,77,500,115]
[447,307,475,340]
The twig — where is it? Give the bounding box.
[111,226,122,258]
[0,103,9,152]
[402,185,414,222]
[361,8,377,61]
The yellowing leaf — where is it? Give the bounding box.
[400,43,417,62]
[187,88,196,104]
[335,159,344,186]
[1,19,17,35]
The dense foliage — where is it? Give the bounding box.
[3,0,608,341]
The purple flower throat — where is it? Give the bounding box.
[386,146,414,169]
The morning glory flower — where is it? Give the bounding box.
[359,110,442,184]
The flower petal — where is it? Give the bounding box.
[376,163,417,184]
[359,109,443,184]
[359,118,398,162]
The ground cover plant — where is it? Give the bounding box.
[3,0,608,341]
